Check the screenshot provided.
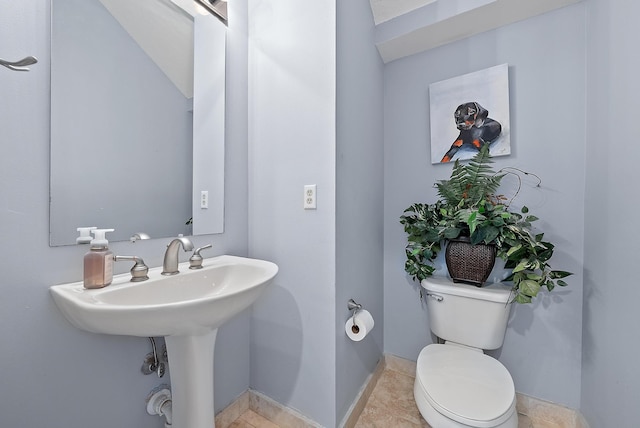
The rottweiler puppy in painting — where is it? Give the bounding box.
[440,101,502,163]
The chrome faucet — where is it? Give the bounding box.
[161,236,194,276]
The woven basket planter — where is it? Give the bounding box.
[445,237,496,286]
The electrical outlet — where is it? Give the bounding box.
[304,184,317,209]
[200,190,209,209]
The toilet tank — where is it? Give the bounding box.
[421,277,514,350]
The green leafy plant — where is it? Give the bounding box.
[400,146,571,303]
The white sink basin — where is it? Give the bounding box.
[50,255,278,337]
[51,254,278,428]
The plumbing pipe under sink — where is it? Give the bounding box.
[147,386,173,427]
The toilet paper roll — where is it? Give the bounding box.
[345,309,374,342]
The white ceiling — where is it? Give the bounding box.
[369,0,436,25]
[373,0,585,63]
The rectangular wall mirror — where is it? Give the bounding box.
[50,0,225,246]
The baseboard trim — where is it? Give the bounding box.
[216,389,322,428]
[340,355,386,428]
[248,390,323,428]
[215,391,250,428]
[216,353,589,428]
[516,393,588,428]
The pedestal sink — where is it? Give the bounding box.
[50,255,278,428]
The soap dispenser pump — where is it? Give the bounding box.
[84,228,115,289]
[76,226,97,244]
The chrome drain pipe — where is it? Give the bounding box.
[146,386,173,427]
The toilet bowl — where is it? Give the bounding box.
[414,344,517,428]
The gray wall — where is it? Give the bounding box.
[383,3,586,410]
[6,0,639,426]
[246,1,385,424]
[335,0,384,425]
[0,1,249,427]
[247,0,337,426]
[582,0,640,425]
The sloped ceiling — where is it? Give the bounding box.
[371,0,584,63]
[369,0,436,25]
[98,0,196,98]
[98,0,585,90]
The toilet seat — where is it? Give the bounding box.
[415,344,516,427]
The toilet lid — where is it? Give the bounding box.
[416,344,515,427]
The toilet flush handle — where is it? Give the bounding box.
[426,292,443,302]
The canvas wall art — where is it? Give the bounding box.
[429,63,511,164]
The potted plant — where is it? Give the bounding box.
[399,146,571,303]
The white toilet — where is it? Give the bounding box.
[414,276,518,428]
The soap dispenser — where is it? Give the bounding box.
[84,228,115,289]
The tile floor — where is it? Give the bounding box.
[354,367,428,427]
[227,366,535,428]
[228,409,280,428]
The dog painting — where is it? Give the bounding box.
[440,101,502,163]
[429,64,511,164]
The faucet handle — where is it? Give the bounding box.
[189,244,213,270]
[130,232,151,242]
[114,255,149,282]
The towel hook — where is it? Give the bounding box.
[0,55,38,72]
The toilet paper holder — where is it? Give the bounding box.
[347,299,363,327]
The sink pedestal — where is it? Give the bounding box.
[165,329,218,428]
